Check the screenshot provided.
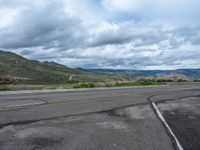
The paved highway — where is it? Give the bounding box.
[0,83,200,150]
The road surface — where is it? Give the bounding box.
[0,83,200,150]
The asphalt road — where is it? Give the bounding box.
[0,83,200,150]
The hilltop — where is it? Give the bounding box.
[0,50,122,84]
[1,50,199,89]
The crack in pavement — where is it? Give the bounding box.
[0,102,148,130]
[1,88,199,112]
[0,93,135,111]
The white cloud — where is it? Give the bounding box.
[0,0,200,69]
[101,0,142,12]
[0,8,20,28]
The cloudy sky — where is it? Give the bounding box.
[0,0,200,69]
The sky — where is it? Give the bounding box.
[0,0,200,70]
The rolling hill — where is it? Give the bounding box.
[1,50,199,86]
[0,50,122,84]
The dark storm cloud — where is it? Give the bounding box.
[0,0,86,50]
[88,22,167,48]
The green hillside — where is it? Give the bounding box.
[0,50,122,84]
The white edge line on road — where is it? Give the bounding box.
[152,102,184,150]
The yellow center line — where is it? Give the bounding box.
[3,102,46,109]
[1,93,132,109]
[47,93,131,104]
[0,87,197,109]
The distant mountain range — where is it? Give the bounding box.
[0,50,122,84]
[1,50,199,85]
[85,69,200,80]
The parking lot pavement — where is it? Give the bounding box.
[157,96,200,150]
[0,104,174,150]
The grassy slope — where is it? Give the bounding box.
[0,50,123,84]
[0,50,167,91]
